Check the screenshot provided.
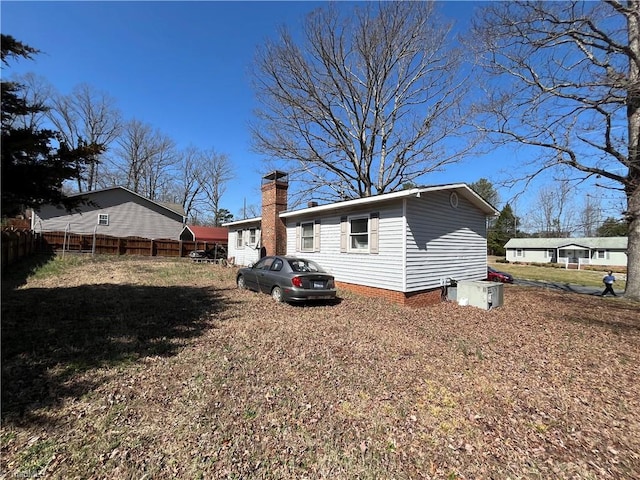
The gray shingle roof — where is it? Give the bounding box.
[504,237,627,249]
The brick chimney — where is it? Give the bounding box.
[261,171,288,256]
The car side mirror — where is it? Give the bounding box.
[248,262,254,268]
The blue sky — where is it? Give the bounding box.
[1,1,624,224]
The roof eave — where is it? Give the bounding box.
[222,217,262,227]
[279,184,498,218]
[64,186,185,218]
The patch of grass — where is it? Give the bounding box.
[17,437,57,476]
[490,261,627,288]
[243,408,258,420]
[1,257,230,420]
[455,338,485,360]
[29,254,103,280]
[1,430,17,447]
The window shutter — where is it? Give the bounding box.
[606,250,610,260]
[369,212,379,254]
[314,220,321,252]
[340,216,347,253]
[295,222,301,252]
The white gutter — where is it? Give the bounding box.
[222,216,262,227]
[279,183,498,218]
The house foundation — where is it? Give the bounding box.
[336,281,443,307]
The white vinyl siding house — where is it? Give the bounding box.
[405,190,488,291]
[284,204,406,292]
[224,178,497,305]
[225,217,262,266]
[280,185,496,294]
[32,187,185,239]
[504,237,628,267]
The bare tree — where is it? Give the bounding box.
[9,72,53,130]
[199,149,234,226]
[173,146,205,222]
[140,132,176,201]
[48,83,121,192]
[236,203,261,221]
[111,119,152,193]
[580,195,604,237]
[526,182,576,237]
[111,119,177,200]
[470,0,640,300]
[158,146,235,224]
[252,1,475,203]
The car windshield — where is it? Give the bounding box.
[288,259,324,273]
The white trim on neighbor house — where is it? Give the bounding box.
[504,237,627,268]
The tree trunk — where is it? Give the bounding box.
[625,0,640,301]
[627,186,640,300]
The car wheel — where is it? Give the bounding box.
[237,275,246,290]
[271,286,283,303]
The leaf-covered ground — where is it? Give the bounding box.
[1,256,639,479]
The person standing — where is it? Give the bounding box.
[601,271,617,297]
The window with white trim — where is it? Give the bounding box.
[546,249,554,258]
[598,250,606,259]
[98,214,109,226]
[249,228,256,245]
[516,249,523,257]
[300,222,314,252]
[349,216,369,252]
[236,230,244,249]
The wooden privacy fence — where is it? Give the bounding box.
[2,229,39,269]
[39,231,224,258]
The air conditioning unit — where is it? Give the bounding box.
[456,281,504,310]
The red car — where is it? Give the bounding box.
[487,266,514,283]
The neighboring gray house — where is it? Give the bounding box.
[225,172,498,306]
[32,186,186,240]
[504,237,628,268]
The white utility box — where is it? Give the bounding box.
[456,281,504,310]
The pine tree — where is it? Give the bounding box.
[488,204,517,256]
[597,217,628,237]
[1,34,104,217]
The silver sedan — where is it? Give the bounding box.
[236,256,337,303]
